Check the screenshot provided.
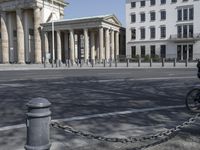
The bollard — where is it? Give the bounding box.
[185,59,188,67]
[173,58,176,67]
[80,59,83,67]
[138,58,141,67]
[115,59,117,68]
[59,60,61,67]
[25,98,51,150]
[56,59,58,68]
[109,59,112,67]
[162,58,165,67]
[150,58,152,67]
[91,59,94,67]
[127,59,129,67]
[103,59,106,67]
[68,59,71,68]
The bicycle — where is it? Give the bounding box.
[186,88,200,113]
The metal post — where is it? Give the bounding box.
[173,58,176,67]
[25,98,51,150]
[56,59,58,68]
[127,59,129,67]
[162,58,165,67]
[115,59,117,68]
[109,59,112,67]
[68,59,71,68]
[103,59,106,67]
[91,59,94,67]
[59,60,61,67]
[185,59,188,67]
[51,0,55,68]
[138,57,141,67]
[150,58,152,67]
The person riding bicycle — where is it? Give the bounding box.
[197,59,200,79]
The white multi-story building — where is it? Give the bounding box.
[126,0,200,61]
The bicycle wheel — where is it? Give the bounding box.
[186,88,200,113]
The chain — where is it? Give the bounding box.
[51,113,200,144]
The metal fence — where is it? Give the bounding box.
[24,97,200,150]
[44,58,196,69]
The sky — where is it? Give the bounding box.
[64,0,126,26]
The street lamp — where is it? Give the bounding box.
[51,0,55,68]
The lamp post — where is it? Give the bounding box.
[51,0,55,68]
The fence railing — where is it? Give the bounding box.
[25,98,200,150]
[44,58,195,69]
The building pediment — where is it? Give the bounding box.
[103,15,122,27]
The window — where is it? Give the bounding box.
[177,45,181,60]
[161,0,166,5]
[171,0,177,3]
[160,10,166,20]
[141,46,146,58]
[183,9,188,20]
[150,27,156,39]
[177,9,182,21]
[131,28,136,40]
[183,25,187,38]
[177,26,182,38]
[178,7,194,21]
[131,14,136,23]
[140,28,145,39]
[150,0,156,6]
[189,8,194,20]
[141,1,145,7]
[131,2,136,8]
[160,45,166,58]
[140,13,145,22]
[150,11,156,21]
[150,45,156,57]
[177,24,193,38]
[131,46,136,58]
[189,45,193,60]
[160,26,166,38]
[189,25,193,37]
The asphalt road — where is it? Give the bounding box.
[0,68,199,150]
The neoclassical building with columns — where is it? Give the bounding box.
[42,15,122,64]
[0,0,123,64]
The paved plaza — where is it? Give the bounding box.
[0,68,200,150]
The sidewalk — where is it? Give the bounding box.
[0,62,197,71]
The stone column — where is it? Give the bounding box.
[105,28,110,61]
[74,34,78,60]
[1,12,9,63]
[69,29,75,63]
[34,7,42,63]
[115,31,119,59]
[84,28,89,62]
[64,31,69,59]
[111,30,115,60]
[96,34,100,61]
[90,31,95,60]
[99,27,104,62]
[56,31,61,62]
[16,9,25,64]
[44,32,49,63]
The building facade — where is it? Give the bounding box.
[0,0,67,64]
[41,15,122,64]
[0,0,124,64]
[126,0,200,61]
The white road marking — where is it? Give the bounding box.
[0,105,185,132]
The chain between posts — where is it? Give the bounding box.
[51,113,200,144]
